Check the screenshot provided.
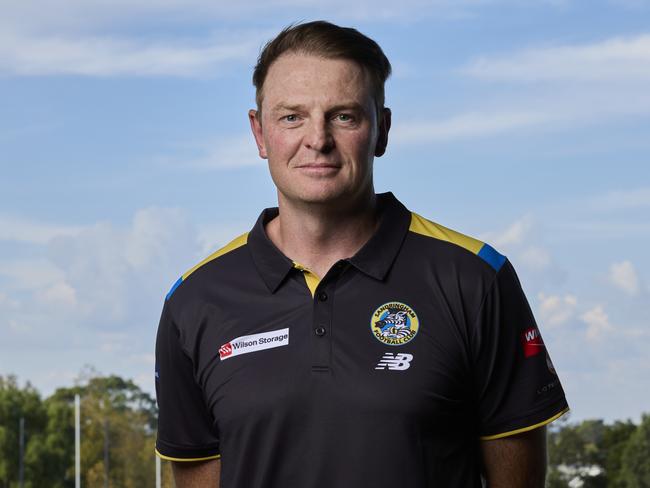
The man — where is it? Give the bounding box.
[155,21,568,487]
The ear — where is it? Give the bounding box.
[374,107,391,157]
[248,109,268,159]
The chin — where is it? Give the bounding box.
[284,186,350,206]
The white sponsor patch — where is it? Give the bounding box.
[219,328,289,361]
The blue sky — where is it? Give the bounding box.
[1,0,649,423]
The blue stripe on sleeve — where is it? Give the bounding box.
[165,276,183,300]
[477,243,506,272]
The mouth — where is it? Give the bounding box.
[294,162,341,175]
[295,162,341,169]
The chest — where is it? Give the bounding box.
[191,271,476,436]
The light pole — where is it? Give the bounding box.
[75,394,80,488]
[18,417,24,488]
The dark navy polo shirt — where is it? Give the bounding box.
[155,191,568,487]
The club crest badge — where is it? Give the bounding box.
[370,301,419,346]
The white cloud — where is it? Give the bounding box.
[389,34,650,145]
[464,33,650,83]
[481,215,567,287]
[37,281,78,308]
[0,207,202,339]
[0,0,584,80]
[487,214,535,248]
[0,292,19,310]
[184,134,264,170]
[482,215,553,272]
[0,206,252,398]
[0,258,66,290]
[0,30,260,77]
[537,292,577,326]
[45,207,200,325]
[592,187,650,211]
[0,0,567,35]
[390,111,553,144]
[519,246,551,271]
[0,214,83,244]
[581,305,613,341]
[609,260,640,295]
[197,222,250,256]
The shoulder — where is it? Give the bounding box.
[406,211,507,274]
[165,231,249,302]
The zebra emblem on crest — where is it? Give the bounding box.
[370,301,419,346]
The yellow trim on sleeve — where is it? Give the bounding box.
[155,448,221,462]
[479,407,570,441]
[182,232,249,281]
[409,212,484,255]
[292,261,321,297]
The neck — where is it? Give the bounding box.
[266,190,379,278]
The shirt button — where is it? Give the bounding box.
[315,326,326,336]
[317,291,328,302]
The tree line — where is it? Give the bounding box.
[1,371,649,487]
[0,371,173,488]
[547,413,650,487]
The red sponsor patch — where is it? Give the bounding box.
[521,327,545,358]
[219,342,233,360]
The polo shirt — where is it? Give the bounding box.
[154,191,569,487]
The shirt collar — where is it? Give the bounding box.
[247,191,411,293]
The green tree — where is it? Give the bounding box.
[55,370,158,488]
[1,370,161,488]
[0,375,48,488]
[620,414,650,488]
[602,420,637,487]
[547,416,641,488]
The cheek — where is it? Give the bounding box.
[345,131,375,160]
[265,128,299,159]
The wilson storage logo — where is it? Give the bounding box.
[219,328,289,361]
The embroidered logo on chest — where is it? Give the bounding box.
[219,328,289,361]
[375,352,414,370]
[370,301,419,346]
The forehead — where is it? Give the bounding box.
[262,53,372,110]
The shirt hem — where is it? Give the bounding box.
[479,406,570,440]
[155,447,221,462]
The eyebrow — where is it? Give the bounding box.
[270,103,307,114]
[270,102,366,114]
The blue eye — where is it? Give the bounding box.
[283,114,299,122]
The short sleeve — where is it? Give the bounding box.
[472,259,569,440]
[155,299,221,461]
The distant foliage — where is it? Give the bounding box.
[619,415,650,488]
[547,415,647,487]
[0,371,175,488]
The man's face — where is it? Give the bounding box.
[249,53,390,208]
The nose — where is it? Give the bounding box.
[304,118,334,153]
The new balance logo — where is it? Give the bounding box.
[375,353,413,371]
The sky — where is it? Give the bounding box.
[1,0,649,424]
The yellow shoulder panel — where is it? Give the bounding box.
[409,212,484,255]
[181,232,249,281]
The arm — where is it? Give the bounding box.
[480,426,547,488]
[172,458,221,488]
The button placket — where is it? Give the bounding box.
[310,261,347,372]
